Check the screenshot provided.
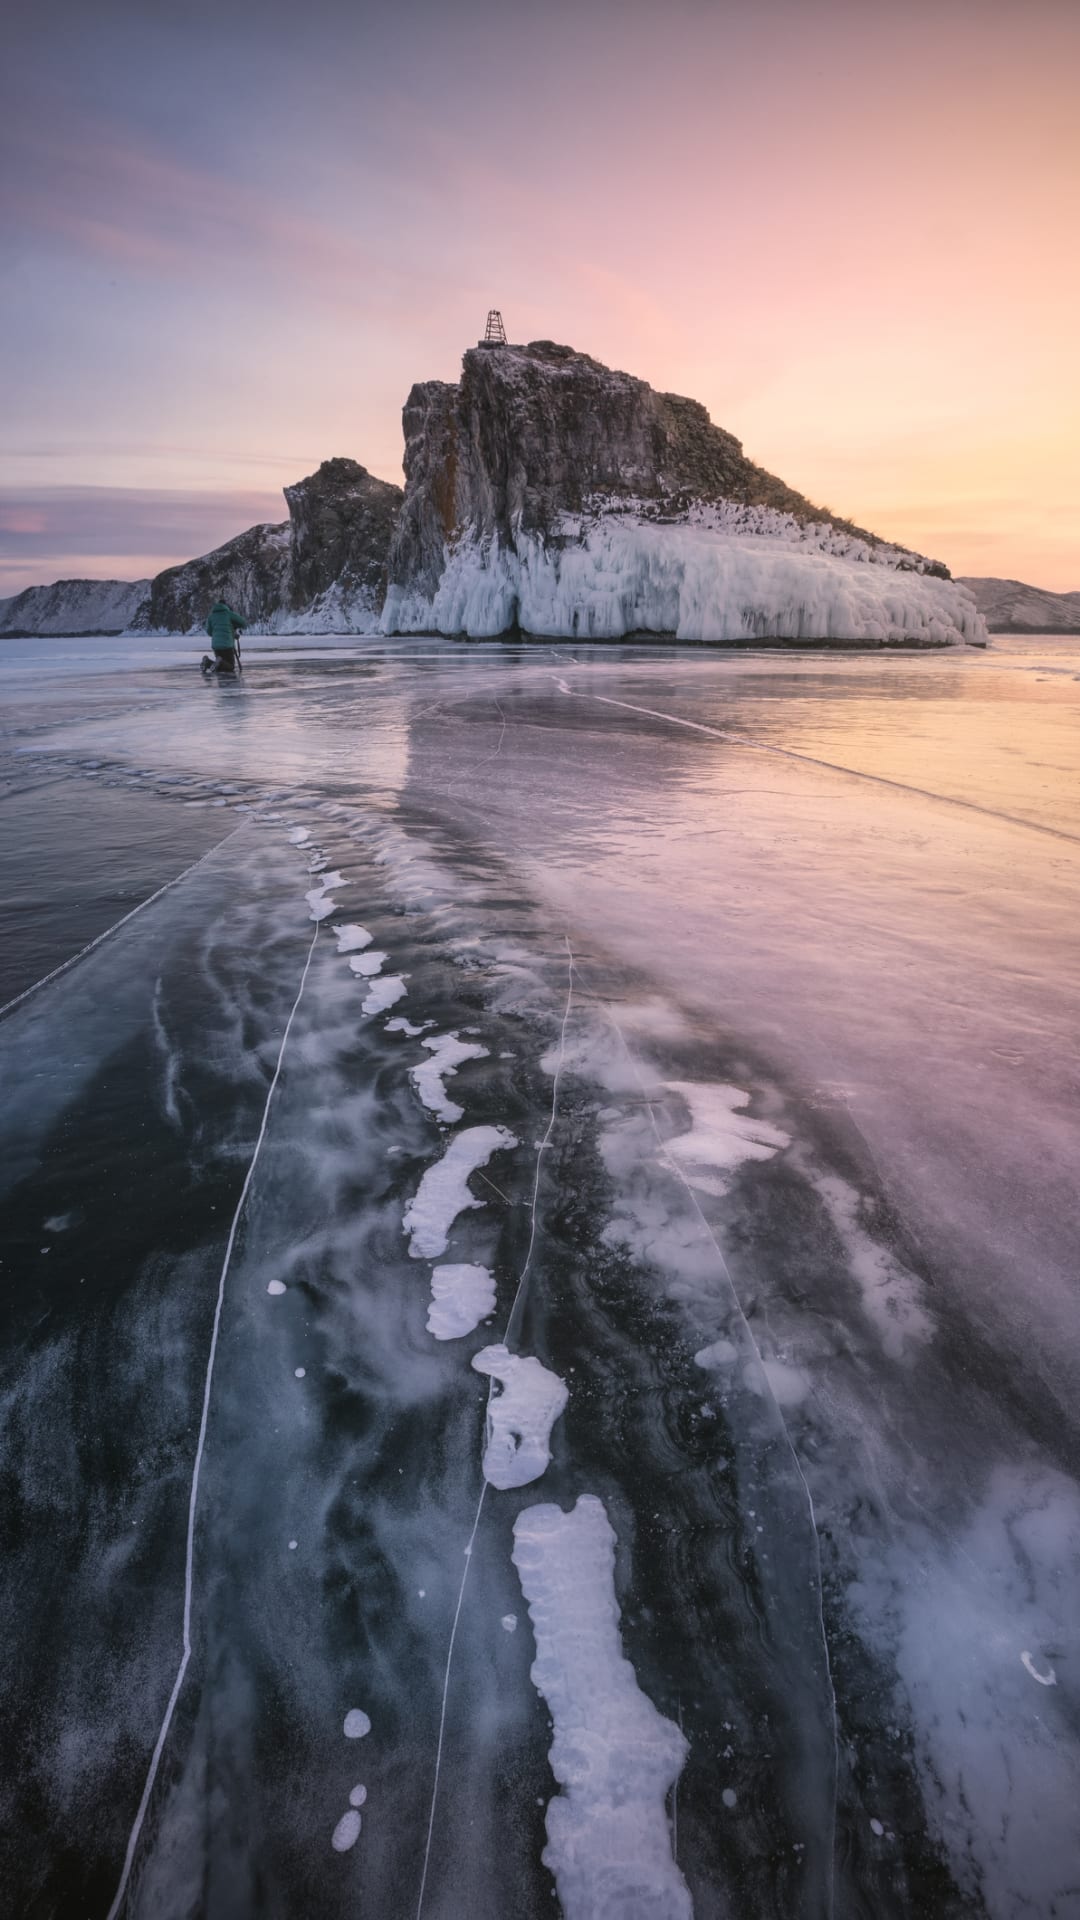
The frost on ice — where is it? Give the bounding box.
[512,1495,691,1920]
[403,1125,518,1258]
[471,1344,568,1488]
[382,503,985,647]
[662,1080,789,1196]
[850,1463,1080,1920]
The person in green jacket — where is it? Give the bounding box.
[202,601,248,674]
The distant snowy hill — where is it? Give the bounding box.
[383,341,984,646]
[957,577,1080,634]
[0,577,150,636]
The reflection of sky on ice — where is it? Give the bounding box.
[1,630,1078,1918]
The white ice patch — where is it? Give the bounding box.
[331,1810,361,1852]
[348,951,387,977]
[410,1030,489,1124]
[267,1280,287,1297]
[501,1614,518,1633]
[362,975,406,1016]
[663,1081,789,1194]
[426,1263,497,1340]
[343,1708,371,1739]
[472,1345,569,1489]
[306,889,337,922]
[512,1495,691,1920]
[404,1126,517,1258]
[287,827,310,845]
[386,1016,430,1037]
[333,924,373,954]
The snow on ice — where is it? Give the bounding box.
[331,1810,361,1852]
[512,1495,691,1920]
[403,1125,518,1258]
[333,924,373,953]
[426,1263,497,1339]
[471,1344,568,1488]
[410,1030,490,1124]
[361,975,406,1015]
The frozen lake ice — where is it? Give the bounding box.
[0,629,1078,1919]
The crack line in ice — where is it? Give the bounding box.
[564,685,1080,848]
[415,936,575,1920]
[598,993,839,1920]
[0,821,248,1024]
[104,919,321,1920]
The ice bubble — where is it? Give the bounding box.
[343,1708,371,1739]
[349,1784,367,1807]
[722,1788,738,1809]
[267,1280,287,1296]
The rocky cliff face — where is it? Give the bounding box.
[140,459,402,634]
[0,576,151,636]
[958,577,1080,634]
[384,341,983,646]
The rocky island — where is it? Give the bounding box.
[383,340,982,644]
[2,340,987,646]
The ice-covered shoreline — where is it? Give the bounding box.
[382,517,984,646]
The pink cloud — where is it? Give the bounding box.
[0,510,49,535]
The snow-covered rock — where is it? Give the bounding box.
[382,341,985,647]
[137,459,402,634]
[957,576,1080,634]
[0,576,150,636]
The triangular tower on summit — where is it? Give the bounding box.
[480,309,507,347]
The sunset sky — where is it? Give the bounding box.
[3,0,1078,597]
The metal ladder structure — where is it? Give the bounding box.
[481,309,508,346]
